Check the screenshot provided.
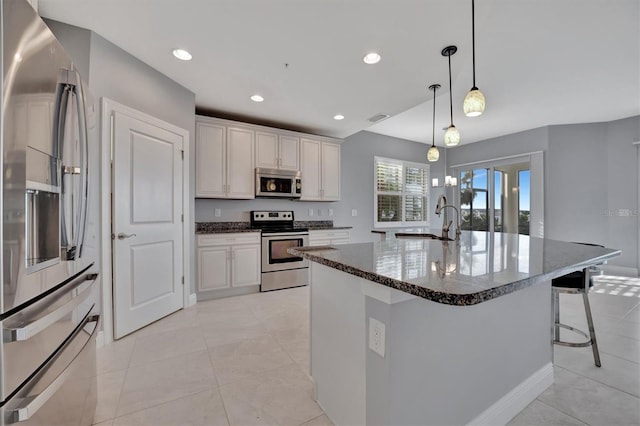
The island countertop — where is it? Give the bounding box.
[289,231,620,306]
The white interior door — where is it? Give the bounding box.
[112,111,184,339]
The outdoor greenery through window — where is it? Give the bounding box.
[374,157,430,227]
[460,168,490,231]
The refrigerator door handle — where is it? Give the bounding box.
[3,275,96,342]
[6,313,99,424]
[57,76,74,260]
[58,69,89,261]
[72,73,89,259]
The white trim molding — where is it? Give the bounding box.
[100,98,191,344]
[467,363,554,426]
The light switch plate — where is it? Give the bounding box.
[309,208,314,217]
[328,208,334,216]
[369,317,386,358]
[214,208,221,217]
[351,209,358,217]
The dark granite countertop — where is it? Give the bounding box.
[289,231,621,306]
[196,221,352,234]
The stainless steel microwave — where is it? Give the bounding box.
[255,168,302,198]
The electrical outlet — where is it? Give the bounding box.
[351,209,358,217]
[309,208,314,217]
[214,208,221,217]
[369,317,386,357]
[328,208,334,216]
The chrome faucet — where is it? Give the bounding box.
[435,194,461,240]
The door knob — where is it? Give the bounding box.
[117,233,137,240]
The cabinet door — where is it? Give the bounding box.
[198,247,230,291]
[279,135,300,170]
[232,245,261,287]
[321,142,341,201]
[227,127,255,199]
[255,131,279,169]
[300,138,321,200]
[196,122,226,197]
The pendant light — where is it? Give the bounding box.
[463,0,486,117]
[442,45,461,146]
[427,84,441,162]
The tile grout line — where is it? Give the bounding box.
[554,365,640,400]
[533,398,591,426]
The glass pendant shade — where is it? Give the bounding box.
[427,145,440,162]
[444,125,460,146]
[463,87,485,117]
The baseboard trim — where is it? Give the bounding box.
[601,265,638,277]
[188,293,197,307]
[467,362,554,426]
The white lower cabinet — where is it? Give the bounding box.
[197,233,261,292]
[308,229,351,246]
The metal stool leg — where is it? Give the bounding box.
[582,292,601,367]
[554,290,561,342]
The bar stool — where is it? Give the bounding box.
[552,244,603,367]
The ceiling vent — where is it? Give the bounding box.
[368,113,391,123]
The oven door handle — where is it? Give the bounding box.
[261,232,309,238]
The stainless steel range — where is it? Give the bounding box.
[251,211,309,291]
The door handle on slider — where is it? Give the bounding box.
[117,233,137,240]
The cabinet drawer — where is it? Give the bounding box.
[309,230,350,246]
[197,232,260,247]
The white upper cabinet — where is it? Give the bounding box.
[196,115,339,200]
[256,131,299,171]
[301,138,340,201]
[195,122,226,198]
[278,135,300,170]
[321,141,340,201]
[255,131,279,169]
[226,127,255,198]
[195,117,254,199]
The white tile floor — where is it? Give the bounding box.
[94,276,640,426]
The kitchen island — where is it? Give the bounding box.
[289,232,620,426]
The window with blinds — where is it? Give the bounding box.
[374,157,430,227]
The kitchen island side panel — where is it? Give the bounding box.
[310,263,553,426]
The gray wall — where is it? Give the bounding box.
[46,20,198,292]
[195,131,446,244]
[447,116,640,271]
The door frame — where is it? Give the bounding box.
[100,98,191,345]
[449,151,544,238]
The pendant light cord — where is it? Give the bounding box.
[471,0,477,88]
[432,87,437,147]
[447,52,454,126]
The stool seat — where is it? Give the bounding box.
[552,243,603,368]
[552,271,593,289]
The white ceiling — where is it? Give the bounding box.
[38,0,640,145]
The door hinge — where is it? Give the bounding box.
[181,214,184,223]
[181,276,184,285]
[181,150,184,160]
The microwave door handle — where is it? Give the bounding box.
[72,76,89,258]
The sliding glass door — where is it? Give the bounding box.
[457,160,532,235]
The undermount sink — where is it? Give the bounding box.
[394,233,453,241]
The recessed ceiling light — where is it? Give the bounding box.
[250,94,264,102]
[172,49,192,61]
[363,52,381,65]
[333,114,345,120]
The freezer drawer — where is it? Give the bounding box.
[1,311,99,425]
[1,268,98,400]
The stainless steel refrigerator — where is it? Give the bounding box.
[1,0,100,424]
